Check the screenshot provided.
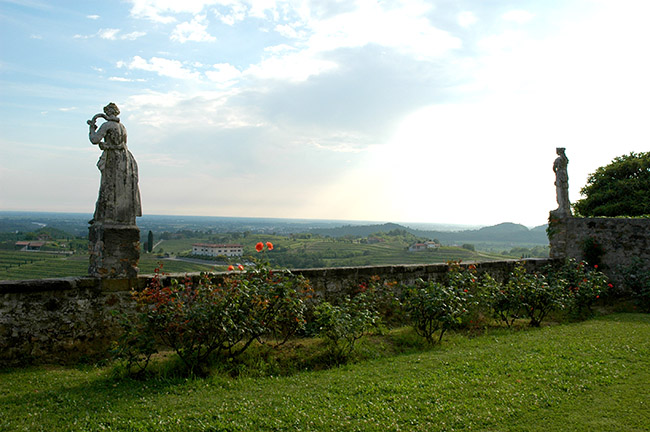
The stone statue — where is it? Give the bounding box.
[87,103,141,278]
[553,147,571,216]
[88,102,142,226]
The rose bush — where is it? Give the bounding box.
[114,242,313,374]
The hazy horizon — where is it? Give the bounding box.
[0,210,544,231]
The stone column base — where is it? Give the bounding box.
[89,224,140,278]
[548,211,570,260]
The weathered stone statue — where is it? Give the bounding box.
[88,103,142,225]
[553,147,571,216]
[87,103,141,278]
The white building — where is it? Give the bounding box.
[408,241,439,252]
[192,243,243,257]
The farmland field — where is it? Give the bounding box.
[1,233,511,280]
[0,250,219,280]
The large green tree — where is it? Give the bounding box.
[573,152,650,217]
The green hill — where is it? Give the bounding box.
[310,221,548,246]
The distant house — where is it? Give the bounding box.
[408,243,426,252]
[408,241,439,252]
[367,236,385,244]
[192,243,243,257]
[425,241,440,249]
[15,241,46,251]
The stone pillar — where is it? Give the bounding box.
[548,212,569,260]
[89,224,140,278]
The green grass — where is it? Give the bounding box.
[1,313,648,431]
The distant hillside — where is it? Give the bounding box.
[308,222,406,238]
[310,222,548,246]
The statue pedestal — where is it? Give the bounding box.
[89,224,140,278]
[548,211,570,260]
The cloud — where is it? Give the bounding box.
[75,28,146,40]
[305,0,461,60]
[502,10,534,24]
[98,28,121,40]
[214,2,248,25]
[108,76,147,82]
[128,0,223,23]
[205,63,241,85]
[171,14,216,42]
[139,153,188,167]
[123,89,261,129]
[244,49,338,82]
[274,23,302,39]
[87,14,100,20]
[458,11,478,28]
[123,31,147,40]
[120,56,201,80]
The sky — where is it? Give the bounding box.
[1,0,649,228]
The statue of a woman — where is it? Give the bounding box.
[553,147,571,215]
[88,103,142,225]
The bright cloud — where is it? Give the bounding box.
[98,28,121,40]
[244,49,338,82]
[128,0,214,23]
[108,76,147,82]
[458,11,478,28]
[120,56,201,80]
[306,1,461,59]
[171,14,216,43]
[502,10,534,24]
[123,31,147,40]
[205,63,241,85]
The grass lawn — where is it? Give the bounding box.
[1,313,649,431]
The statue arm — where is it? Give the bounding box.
[89,122,107,145]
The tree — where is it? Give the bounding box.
[147,230,153,253]
[573,152,650,217]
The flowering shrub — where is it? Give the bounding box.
[362,275,402,326]
[402,277,471,344]
[511,264,568,327]
[110,310,157,376]
[547,259,609,315]
[484,264,568,327]
[142,274,225,372]
[115,242,312,374]
[314,287,380,360]
[483,271,522,327]
[223,261,312,351]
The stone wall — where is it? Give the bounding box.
[548,215,650,288]
[0,259,550,366]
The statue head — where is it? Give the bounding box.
[103,102,120,117]
[556,147,565,156]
